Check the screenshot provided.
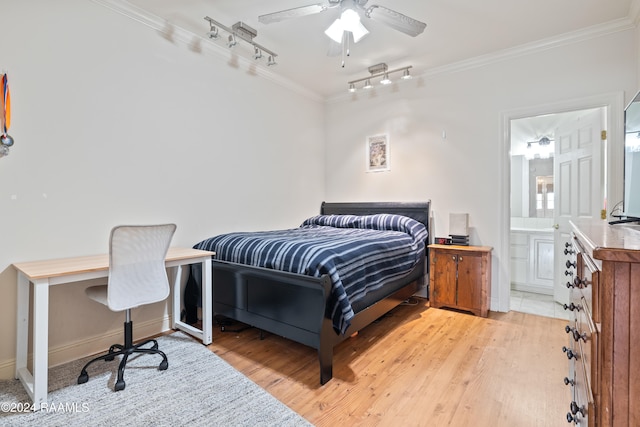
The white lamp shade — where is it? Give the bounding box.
[325,18,344,43]
[351,22,369,43]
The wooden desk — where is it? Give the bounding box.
[12,247,214,409]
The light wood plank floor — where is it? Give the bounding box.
[205,298,570,426]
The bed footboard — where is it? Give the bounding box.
[213,260,333,350]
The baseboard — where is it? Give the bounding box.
[0,315,172,380]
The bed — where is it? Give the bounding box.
[186,201,431,384]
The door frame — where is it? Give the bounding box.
[497,92,624,313]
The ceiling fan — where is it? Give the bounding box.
[258,0,427,43]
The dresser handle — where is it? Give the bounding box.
[563,377,575,386]
[565,326,588,342]
[573,276,588,288]
[563,303,581,312]
[562,346,578,360]
[564,248,575,255]
[565,270,573,277]
[566,260,576,268]
[566,281,576,289]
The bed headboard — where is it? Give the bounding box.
[320,201,431,239]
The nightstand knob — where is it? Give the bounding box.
[566,281,575,289]
[566,260,576,268]
[563,377,575,386]
[564,270,573,277]
[564,248,575,255]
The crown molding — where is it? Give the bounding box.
[90,0,324,104]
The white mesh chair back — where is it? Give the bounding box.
[107,224,176,312]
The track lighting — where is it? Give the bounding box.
[347,63,413,92]
[204,17,278,65]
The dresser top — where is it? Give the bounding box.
[571,219,640,262]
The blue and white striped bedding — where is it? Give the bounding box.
[194,214,428,334]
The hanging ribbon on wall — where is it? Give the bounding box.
[0,72,14,158]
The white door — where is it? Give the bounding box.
[553,108,604,304]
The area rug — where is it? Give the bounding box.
[0,332,312,426]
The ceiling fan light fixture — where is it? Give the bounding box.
[324,8,369,44]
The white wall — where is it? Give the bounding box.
[324,27,637,312]
[0,0,325,378]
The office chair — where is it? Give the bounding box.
[77,223,177,392]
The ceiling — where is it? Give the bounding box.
[122,0,636,99]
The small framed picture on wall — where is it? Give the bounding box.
[366,134,390,172]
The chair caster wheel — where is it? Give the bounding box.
[159,360,168,371]
[77,372,89,384]
[114,380,126,391]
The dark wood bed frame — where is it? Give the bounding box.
[211,201,431,384]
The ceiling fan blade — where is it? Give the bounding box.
[365,5,426,37]
[258,4,328,25]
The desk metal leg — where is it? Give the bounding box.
[15,276,49,409]
[15,273,29,378]
[201,257,212,344]
[171,258,212,345]
[32,279,49,408]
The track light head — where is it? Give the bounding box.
[267,55,277,66]
[206,26,219,39]
[253,47,263,60]
[227,34,237,48]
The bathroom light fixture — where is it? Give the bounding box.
[204,17,278,66]
[347,63,413,92]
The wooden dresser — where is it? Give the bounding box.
[566,219,640,426]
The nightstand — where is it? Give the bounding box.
[428,244,492,317]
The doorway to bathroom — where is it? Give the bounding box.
[509,106,605,319]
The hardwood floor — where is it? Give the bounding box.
[205,298,570,426]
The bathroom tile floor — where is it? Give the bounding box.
[510,289,571,320]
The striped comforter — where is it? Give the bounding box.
[194,214,428,334]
